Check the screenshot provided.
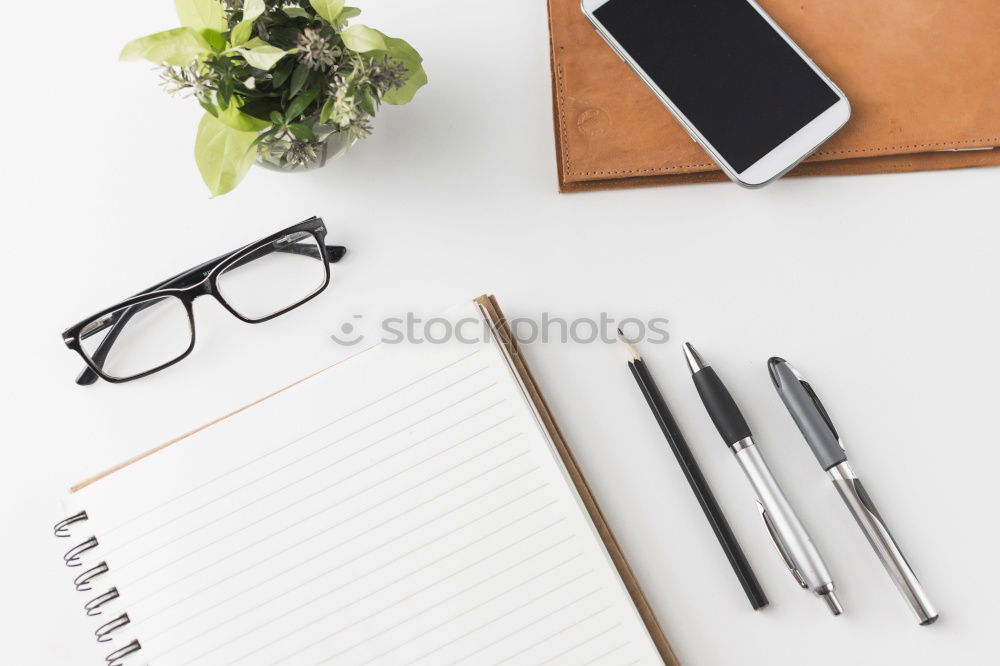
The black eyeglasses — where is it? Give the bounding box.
[62,217,345,385]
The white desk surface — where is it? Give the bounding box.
[3,1,997,664]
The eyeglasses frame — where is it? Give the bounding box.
[61,216,345,385]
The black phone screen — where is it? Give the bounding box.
[593,0,840,172]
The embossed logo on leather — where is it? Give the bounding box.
[577,108,611,138]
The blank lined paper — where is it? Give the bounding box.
[66,302,663,665]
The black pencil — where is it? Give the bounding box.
[618,330,768,610]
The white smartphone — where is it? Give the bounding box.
[581,0,851,188]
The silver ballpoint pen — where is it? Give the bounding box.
[769,357,939,625]
[683,343,843,615]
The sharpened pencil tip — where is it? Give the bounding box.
[617,329,641,362]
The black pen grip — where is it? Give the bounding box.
[692,367,752,446]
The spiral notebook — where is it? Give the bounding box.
[55,295,679,666]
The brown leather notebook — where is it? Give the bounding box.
[57,295,680,665]
[549,0,1000,191]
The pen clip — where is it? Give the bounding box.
[802,384,844,453]
[786,364,845,453]
[756,501,808,589]
[849,476,914,573]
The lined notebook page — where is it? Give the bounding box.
[65,302,663,665]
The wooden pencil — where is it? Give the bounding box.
[618,330,768,610]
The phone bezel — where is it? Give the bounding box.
[580,0,851,188]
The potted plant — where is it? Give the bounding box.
[122,0,427,195]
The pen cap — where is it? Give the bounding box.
[768,358,846,471]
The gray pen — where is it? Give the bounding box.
[684,344,843,615]
[768,357,939,625]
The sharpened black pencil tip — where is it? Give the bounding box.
[617,329,641,362]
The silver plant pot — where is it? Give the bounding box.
[255,122,357,173]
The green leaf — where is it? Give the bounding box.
[120,27,212,66]
[201,28,226,51]
[218,75,235,108]
[235,43,293,70]
[243,0,266,21]
[319,96,335,124]
[218,104,271,132]
[175,0,227,32]
[285,87,321,121]
[194,112,259,196]
[230,20,254,46]
[288,123,317,141]
[247,132,267,154]
[376,35,427,105]
[254,126,280,145]
[340,24,386,52]
[284,7,312,19]
[358,87,376,116]
[310,0,345,24]
[270,110,284,125]
[289,63,311,97]
[341,7,362,19]
[383,63,427,105]
[199,99,219,117]
[230,0,266,47]
[272,57,295,88]
[380,34,422,66]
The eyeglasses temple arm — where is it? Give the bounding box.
[75,244,346,385]
[252,244,345,263]
[325,245,347,262]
